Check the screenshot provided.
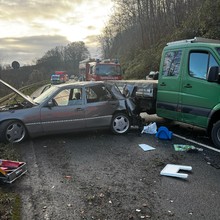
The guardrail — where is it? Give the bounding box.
[0,80,49,104]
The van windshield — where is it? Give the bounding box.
[215,47,220,56]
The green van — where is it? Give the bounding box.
[157,37,220,148]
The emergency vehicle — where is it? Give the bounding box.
[79,58,122,81]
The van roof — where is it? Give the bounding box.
[167,37,220,46]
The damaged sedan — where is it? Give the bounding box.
[0,79,142,144]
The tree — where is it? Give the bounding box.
[99,0,206,79]
[36,41,90,75]
[64,41,90,73]
[36,46,64,70]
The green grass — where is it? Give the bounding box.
[0,143,21,220]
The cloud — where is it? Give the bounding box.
[84,35,102,58]
[0,35,70,65]
[0,0,114,65]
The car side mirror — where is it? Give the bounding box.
[207,66,220,83]
[46,100,55,108]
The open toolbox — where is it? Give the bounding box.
[0,159,27,183]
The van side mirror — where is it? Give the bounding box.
[207,66,220,83]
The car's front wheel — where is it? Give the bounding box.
[111,113,130,134]
[0,120,27,144]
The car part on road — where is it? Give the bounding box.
[160,164,192,179]
[138,144,155,151]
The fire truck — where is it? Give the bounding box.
[79,58,122,81]
[51,71,69,84]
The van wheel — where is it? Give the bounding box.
[0,120,27,144]
[211,121,220,149]
[111,113,130,134]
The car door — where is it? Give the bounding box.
[156,49,183,120]
[85,84,119,128]
[180,48,220,127]
[40,86,86,134]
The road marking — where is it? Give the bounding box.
[173,133,220,153]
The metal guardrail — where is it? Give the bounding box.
[19,80,49,94]
[0,80,49,103]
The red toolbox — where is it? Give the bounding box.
[0,159,27,183]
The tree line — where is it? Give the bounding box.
[1,0,220,93]
[99,0,220,78]
[0,42,90,92]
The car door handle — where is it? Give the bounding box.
[160,82,166,86]
[76,108,83,111]
[184,84,192,88]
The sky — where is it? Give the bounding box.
[0,0,114,66]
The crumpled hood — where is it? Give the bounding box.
[0,79,36,106]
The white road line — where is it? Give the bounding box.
[173,133,220,153]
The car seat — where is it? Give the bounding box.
[75,92,81,100]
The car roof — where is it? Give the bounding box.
[56,81,106,88]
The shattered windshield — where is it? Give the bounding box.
[94,64,121,76]
[34,86,59,104]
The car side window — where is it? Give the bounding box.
[86,85,110,103]
[162,50,182,77]
[189,51,218,79]
[68,88,83,105]
[53,89,70,106]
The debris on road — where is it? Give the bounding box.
[0,159,27,183]
[141,122,157,134]
[65,175,72,179]
[173,144,203,153]
[204,156,220,169]
[160,164,192,179]
[156,126,172,140]
[139,144,155,151]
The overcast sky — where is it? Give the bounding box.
[0,0,114,66]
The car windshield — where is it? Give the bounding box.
[95,64,121,76]
[34,86,59,104]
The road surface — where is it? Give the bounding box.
[8,115,220,219]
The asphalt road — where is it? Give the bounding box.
[7,114,220,220]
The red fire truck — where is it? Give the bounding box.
[79,58,122,81]
[51,71,69,84]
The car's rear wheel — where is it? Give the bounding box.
[0,120,27,144]
[111,113,130,134]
